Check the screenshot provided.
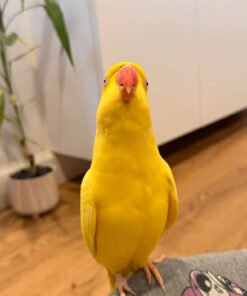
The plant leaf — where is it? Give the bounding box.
[5,33,18,46]
[8,94,17,106]
[27,137,43,148]
[10,133,23,145]
[21,0,25,10]
[4,115,15,124]
[0,89,5,129]
[43,0,74,65]
[10,46,39,64]
[18,35,28,47]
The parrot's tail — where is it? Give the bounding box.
[107,270,116,290]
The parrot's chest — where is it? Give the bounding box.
[90,149,169,271]
[93,166,168,272]
[94,158,165,207]
[91,134,171,271]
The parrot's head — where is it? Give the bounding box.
[97,62,152,132]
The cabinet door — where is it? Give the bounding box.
[198,0,247,125]
[95,0,200,144]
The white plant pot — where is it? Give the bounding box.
[9,166,59,216]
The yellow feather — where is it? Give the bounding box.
[80,62,178,279]
[80,170,97,256]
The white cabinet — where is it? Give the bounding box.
[198,0,247,125]
[95,0,200,144]
[23,0,247,159]
[94,0,247,146]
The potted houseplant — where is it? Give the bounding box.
[0,0,74,216]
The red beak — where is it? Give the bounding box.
[116,65,138,100]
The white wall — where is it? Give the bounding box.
[0,1,55,209]
[0,0,100,165]
[0,0,98,209]
[0,1,49,166]
[27,0,100,159]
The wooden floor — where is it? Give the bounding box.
[0,112,247,296]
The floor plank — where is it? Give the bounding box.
[0,113,247,296]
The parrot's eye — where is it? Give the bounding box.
[145,80,149,88]
[103,77,108,86]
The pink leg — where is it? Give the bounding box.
[115,273,136,296]
[143,257,166,292]
[153,254,167,264]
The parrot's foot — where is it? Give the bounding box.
[115,273,136,296]
[153,254,167,264]
[143,260,165,292]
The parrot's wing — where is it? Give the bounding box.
[80,170,97,256]
[162,160,179,231]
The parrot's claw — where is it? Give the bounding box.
[144,265,152,285]
[152,254,167,264]
[115,273,136,296]
[143,261,165,292]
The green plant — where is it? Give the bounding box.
[0,0,73,175]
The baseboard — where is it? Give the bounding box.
[159,108,247,166]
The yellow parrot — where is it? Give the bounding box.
[81,62,178,295]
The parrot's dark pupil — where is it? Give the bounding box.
[195,274,212,292]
